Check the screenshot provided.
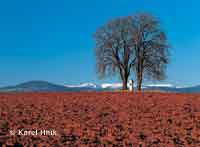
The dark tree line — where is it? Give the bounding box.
[94,13,169,91]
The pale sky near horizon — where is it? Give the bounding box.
[0,0,199,87]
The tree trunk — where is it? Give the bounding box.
[137,73,142,91]
[120,68,128,90]
[136,57,143,91]
[122,76,128,90]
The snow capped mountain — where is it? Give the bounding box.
[65,83,98,88]
[65,82,122,89]
[65,82,123,90]
[101,83,122,89]
[144,84,174,87]
[65,82,177,89]
[63,82,200,93]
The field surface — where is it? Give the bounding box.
[0,92,200,147]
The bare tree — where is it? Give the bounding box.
[131,13,169,91]
[94,13,169,91]
[94,17,135,90]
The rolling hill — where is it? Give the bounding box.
[0,81,199,93]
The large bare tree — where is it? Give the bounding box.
[94,13,169,91]
[131,13,169,91]
[94,17,135,90]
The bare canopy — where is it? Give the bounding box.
[131,14,169,91]
[94,17,135,90]
[94,13,169,91]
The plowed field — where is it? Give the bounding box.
[0,92,200,146]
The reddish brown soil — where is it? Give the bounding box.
[0,92,200,147]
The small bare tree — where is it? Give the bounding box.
[131,13,169,91]
[94,17,135,90]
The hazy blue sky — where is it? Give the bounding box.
[0,0,199,86]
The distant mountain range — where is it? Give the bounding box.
[0,81,199,93]
[0,81,70,92]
